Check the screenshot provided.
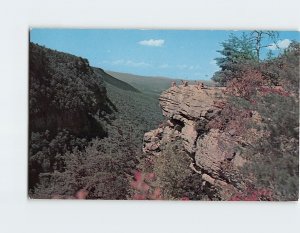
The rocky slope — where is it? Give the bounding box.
[143,85,249,199]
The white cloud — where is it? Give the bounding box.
[111,59,151,67]
[138,39,165,47]
[268,39,292,50]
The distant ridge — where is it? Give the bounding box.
[93,68,141,93]
[106,70,215,97]
[106,70,179,80]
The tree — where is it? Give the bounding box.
[249,31,279,61]
[212,33,256,85]
[212,31,281,86]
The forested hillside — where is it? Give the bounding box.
[29,43,163,199]
[94,68,141,93]
[106,70,214,97]
[29,31,299,201]
[29,43,112,138]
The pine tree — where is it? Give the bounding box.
[212,33,256,85]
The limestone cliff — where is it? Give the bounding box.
[143,85,248,199]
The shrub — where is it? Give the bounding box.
[32,138,131,199]
[150,141,204,200]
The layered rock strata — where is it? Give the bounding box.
[143,85,247,199]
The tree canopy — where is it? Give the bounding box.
[212,31,280,86]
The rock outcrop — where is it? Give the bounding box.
[143,85,247,199]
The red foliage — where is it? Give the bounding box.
[134,171,143,182]
[208,103,252,135]
[130,170,191,201]
[131,170,162,200]
[226,68,290,99]
[259,86,290,97]
[226,69,266,101]
[209,68,267,134]
[75,189,89,199]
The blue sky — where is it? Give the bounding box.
[30,29,299,80]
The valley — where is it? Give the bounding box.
[28,33,299,201]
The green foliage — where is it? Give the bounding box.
[29,130,88,190]
[32,139,132,199]
[242,93,299,200]
[212,31,281,86]
[29,43,164,199]
[29,37,299,201]
[30,89,164,199]
[151,141,204,200]
[29,43,110,137]
[214,41,299,201]
[212,33,257,85]
[104,81,163,136]
[261,40,300,91]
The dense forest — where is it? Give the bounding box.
[29,43,163,199]
[29,31,299,201]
